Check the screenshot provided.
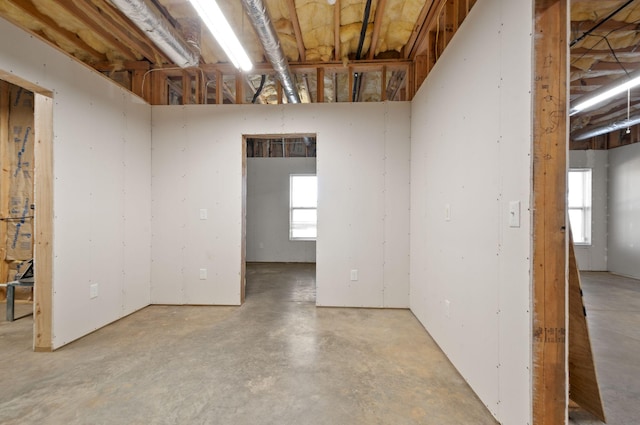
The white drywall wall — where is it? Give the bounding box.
[246,158,316,263]
[0,18,152,349]
[569,150,608,271]
[151,102,410,307]
[409,1,532,423]
[608,143,640,279]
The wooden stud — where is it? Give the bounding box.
[349,67,354,102]
[368,0,388,60]
[404,0,436,59]
[33,94,53,352]
[415,55,428,94]
[0,81,9,290]
[381,66,387,101]
[241,138,247,303]
[277,81,283,104]
[216,70,223,105]
[150,71,167,105]
[182,71,191,105]
[286,0,306,62]
[236,74,243,104]
[532,1,568,424]
[317,68,325,103]
[334,0,342,61]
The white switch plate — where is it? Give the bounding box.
[445,204,451,221]
[350,269,358,281]
[199,268,207,280]
[199,209,208,220]
[509,201,521,228]
[444,299,450,318]
[90,283,99,299]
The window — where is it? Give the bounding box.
[568,169,592,245]
[290,175,317,240]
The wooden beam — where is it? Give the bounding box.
[404,0,436,59]
[414,55,428,93]
[317,67,325,103]
[381,66,387,101]
[532,1,568,424]
[66,0,168,64]
[33,94,53,352]
[236,74,244,104]
[150,71,167,105]
[368,0,388,60]
[182,71,191,105]
[215,70,223,105]
[10,0,107,62]
[334,0,341,61]
[0,81,9,290]
[286,0,306,62]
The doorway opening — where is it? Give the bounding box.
[0,74,53,351]
[241,135,317,305]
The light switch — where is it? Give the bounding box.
[509,201,520,228]
[200,209,208,220]
[445,204,451,222]
[199,268,207,280]
[350,269,358,281]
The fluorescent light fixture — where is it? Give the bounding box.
[570,72,640,116]
[188,0,253,72]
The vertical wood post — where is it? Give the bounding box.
[33,94,53,352]
[0,81,9,290]
[532,0,568,423]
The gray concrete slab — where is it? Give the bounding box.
[0,263,497,424]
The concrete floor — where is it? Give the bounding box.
[571,272,640,425]
[0,263,497,425]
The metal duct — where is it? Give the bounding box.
[110,0,199,68]
[572,115,640,140]
[241,0,300,104]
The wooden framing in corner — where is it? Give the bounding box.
[532,0,568,423]
[0,81,9,290]
[34,94,53,352]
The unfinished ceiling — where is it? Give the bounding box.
[0,0,477,104]
[571,0,640,149]
[2,0,637,147]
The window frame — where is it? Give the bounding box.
[568,168,592,246]
[289,174,317,241]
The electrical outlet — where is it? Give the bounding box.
[199,209,208,220]
[350,269,358,281]
[199,268,207,280]
[90,283,99,299]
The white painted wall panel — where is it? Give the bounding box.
[151,103,410,308]
[383,104,410,308]
[569,150,608,271]
[409,1,532,423]
[246,158,316,263]
[608,143,640,278]
[0,18,152,348]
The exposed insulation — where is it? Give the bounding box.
[3,86,34,271]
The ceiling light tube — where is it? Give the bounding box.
[188,0,253,72]
[570,70,640,116]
